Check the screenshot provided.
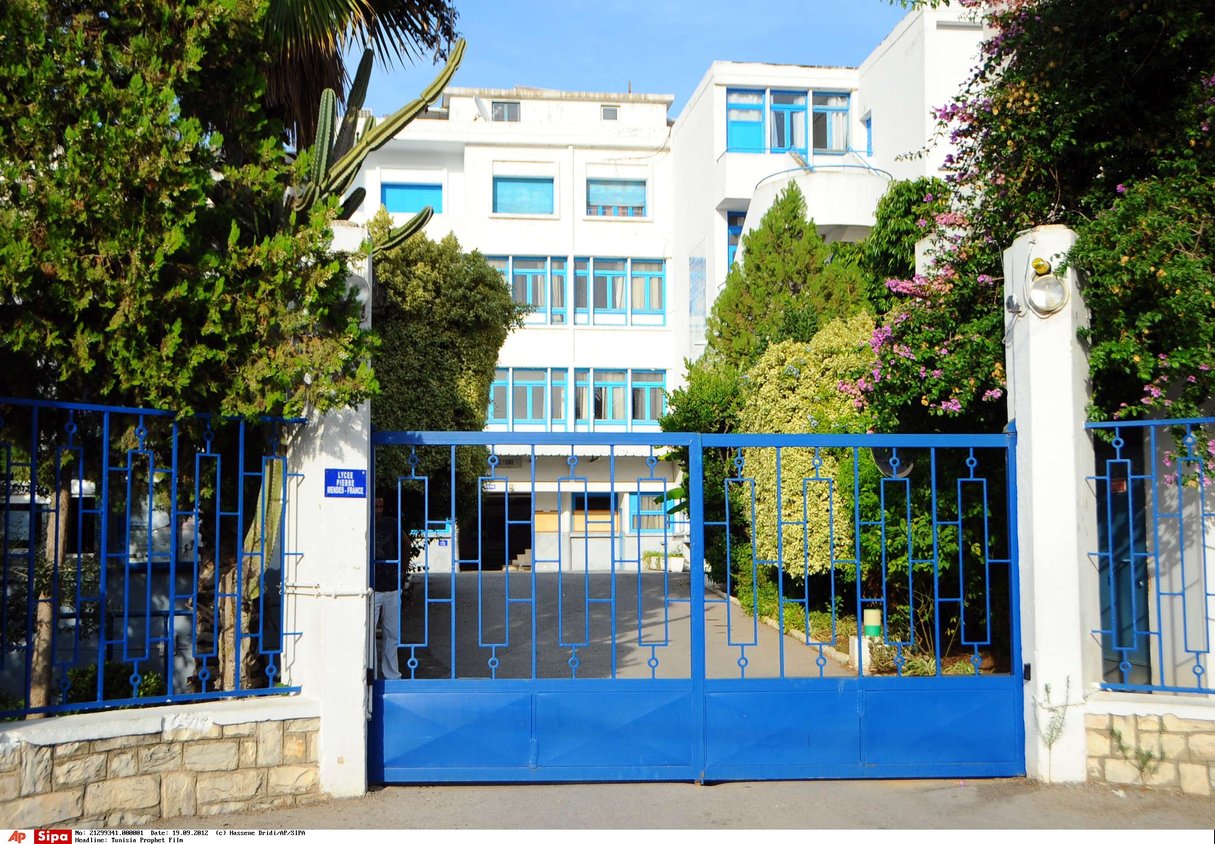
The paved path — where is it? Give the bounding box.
[397,571,851,680]
[158,778,1215,829]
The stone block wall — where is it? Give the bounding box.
[0,698,323,828]
[1086,711,1215,796]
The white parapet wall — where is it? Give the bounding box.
[1003,225,1102,782]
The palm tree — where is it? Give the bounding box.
[264,0,459,147]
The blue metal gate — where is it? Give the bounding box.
[369,430,1024,782]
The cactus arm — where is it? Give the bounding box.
[322,39,465,199]
[311,88,337,187]
[337,187,367,221]
[372,208,433,256]
[334,49,374,160]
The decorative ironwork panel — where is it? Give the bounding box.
[1089,418,1215,694]
[0,397,303,718]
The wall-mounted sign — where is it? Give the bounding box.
[324,468,367,498]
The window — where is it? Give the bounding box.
[726,89,765,152]
[813,93,849,152]
[601,104,619,121]
[511,369,547,423]
[727,211,746,266]
[491,368,664,431]
[488,369,508,422]
[586,179,646,217]
[381,182,442,214]
[551,370,567,423]
[862,113,873,156]
[592,260,627,311]
[572,492,616,533]
[630,260,664,315]
[492,101,520,122]
[492,176,554,215]
[575,370,627,423]
[769,91,807,153]
[631,372,665,423]
[550,259,567,324]
[488,257,567,324]
[728,88,852,154]
[511,258,547,310]
[630,493,669,533]
[594,371,627,422]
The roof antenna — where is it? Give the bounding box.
[628,80,632,93]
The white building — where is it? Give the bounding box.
[353,5,984,570]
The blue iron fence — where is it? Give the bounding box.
[0,397,303,719]
[370,429,1023,782]
[1088,417,1215,694]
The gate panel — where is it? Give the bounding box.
[370,430,1023,782]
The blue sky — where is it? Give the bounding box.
[358,1,911,118]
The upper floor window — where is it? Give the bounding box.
[813,93,849,152]
[601,104,619,121]
[862,113,873,156]
[486,256,567,324]
[381,182,442,214]
[488,368,508,423]
[630,371,666,423]
[492,101,520,122]
[726,89,765,153]
[586,179,646,217]
[726,88,851,154]
[492,176,554,215]
[571,257,666,325]
[769,91,807,153]
[727,211,746,267]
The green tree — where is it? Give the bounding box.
[737,314,876,579]
[858,177,950,315]
[706,183,867,370]
[0,0,375,417]
[368,212,523,542]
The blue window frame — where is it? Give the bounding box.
[630,371,665,423]
[511,258,547,310]
[727,212,746,267]
[488,368,508,422]
[573,259,590,313]
[863,113,873,156]
[629,260,665,315]
[813,93,850,152]
[726,89,765,152]
[769,91,807,154]
[381,182,442,214]
[629,492,670,534]
[493,176,554,215]
[550,259,567,324]
[592,260,626,312]
[587,179,646,217]
[511,369,547,423]
[551,370,567,423]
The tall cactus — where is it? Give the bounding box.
[294,39,466,254]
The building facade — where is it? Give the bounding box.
[352,6,984,570]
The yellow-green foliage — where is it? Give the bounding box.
[738,314,875,578]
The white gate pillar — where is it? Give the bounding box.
[1003,225,1101,782]
[281,223,373,798]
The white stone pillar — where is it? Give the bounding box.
[1004,225,1101,782]
[281,223,373,798]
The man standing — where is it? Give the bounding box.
[372,495,402,680]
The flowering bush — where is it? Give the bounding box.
[863,0,1215,430]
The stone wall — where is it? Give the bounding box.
[0,697,323,828]
[1086,709,1215,796]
